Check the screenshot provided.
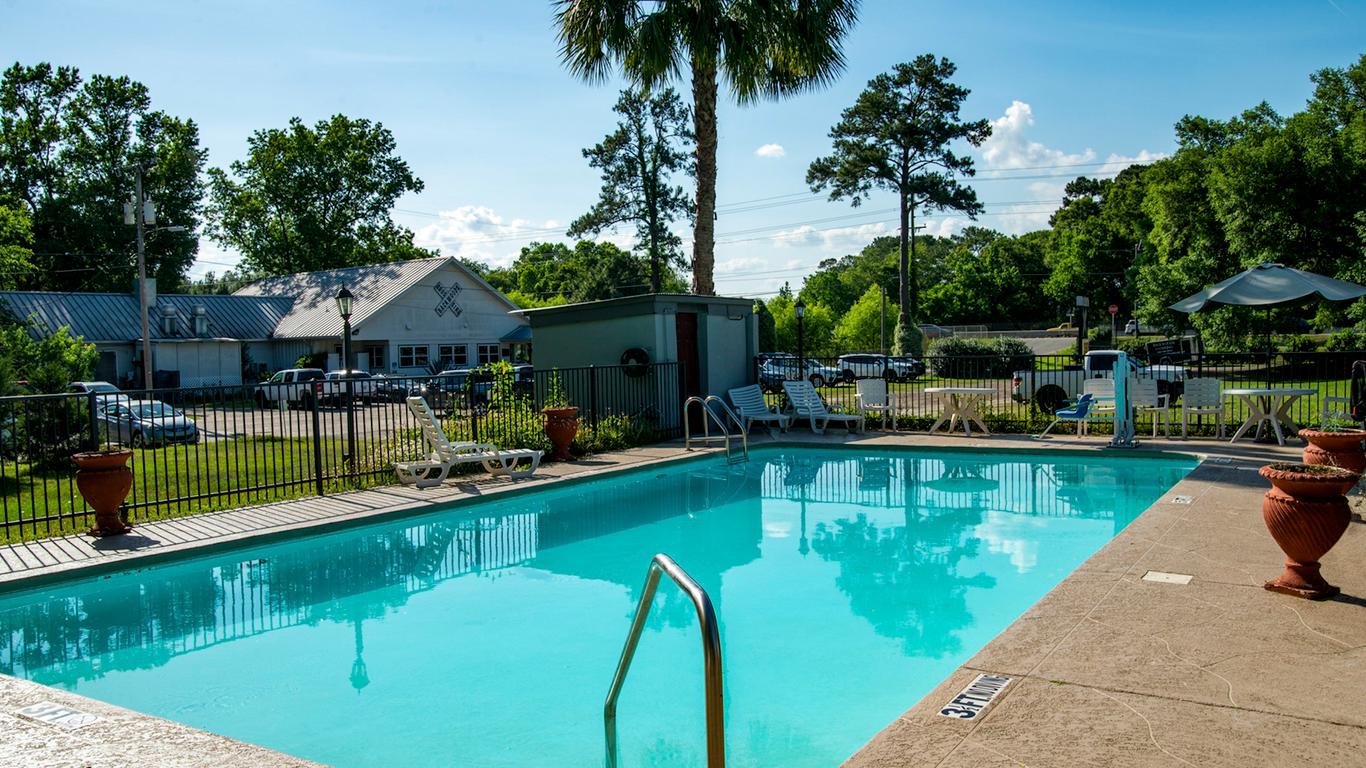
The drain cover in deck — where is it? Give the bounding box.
[1142,571,1193,585]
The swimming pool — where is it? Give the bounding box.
[0,447,1194,766]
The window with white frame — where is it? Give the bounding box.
[398,345,429,368]
[438,344,468,368]
[477,344,500,365]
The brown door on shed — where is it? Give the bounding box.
[675,312,703,432]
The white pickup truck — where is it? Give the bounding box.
[1011,351,1187,413]
[255,368,325,408]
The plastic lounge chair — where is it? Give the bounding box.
[1180,378,1225,439]
[395,396,542,488]
[728,384,790,434]
[856,378,894,430]
[783,380,864,435]
[1321,394,1353,427]
[1079,378,1115,436]
[1130,377,1170,438]
[1036,393,1095,438]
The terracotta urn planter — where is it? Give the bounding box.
[1258,463,1359,599]
[541,406,579,461]
[72,449,135,536]
[1299,428,1366,476]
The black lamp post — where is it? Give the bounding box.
[794,299,806,380]
[336,287,356,473]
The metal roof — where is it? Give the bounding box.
[235,257,520,339]
[500,325,533,342]
[0,291,294,342]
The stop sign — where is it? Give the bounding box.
[1108,304,1119,315]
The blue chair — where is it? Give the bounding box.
[1036,393,1095,438]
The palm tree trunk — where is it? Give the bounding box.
[691,54,718,296]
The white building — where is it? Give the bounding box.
[0,257,530,388]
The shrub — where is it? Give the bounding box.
[1323,327,1366,352]
[927,337,1034,378]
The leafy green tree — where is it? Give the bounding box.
[807,55,990,351]
[833,285,893,352]
[0,62,205,290]
[754,300,776,351]
[0,320,96,393]
[206,115,432,276]
[767,293,834,355]
[0,197,35,288]
[555,0,860,295]
[482,240,686,306]
[569,88,694,292]
[922,228,1048,326]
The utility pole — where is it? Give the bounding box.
[132,165,152,391]
[879,284,887,357]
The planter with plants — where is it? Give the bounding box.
[1298,427,1366,475]
[72,445,135,537]
[1258,462,1360,599]
[540,373,579,462]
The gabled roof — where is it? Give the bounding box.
[235,257,520,339]
[0,291,295,342]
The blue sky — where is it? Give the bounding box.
[4,0,1364,297]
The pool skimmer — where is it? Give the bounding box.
[1142,571,1193,585]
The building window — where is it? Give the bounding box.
[477,343,500,365]
[438,344,468,368]
[399,345,429,368]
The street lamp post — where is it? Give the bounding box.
[794,299,806,382]
[132,165,151,391]
[336,287,356,474]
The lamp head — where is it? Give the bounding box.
[335,287,354,320]
[794,299,805,319]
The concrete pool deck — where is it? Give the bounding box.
[0,432,1363,766]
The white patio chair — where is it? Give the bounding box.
[1180,378,1225,439]
[728,384,790,435]
[782,380,864,435]
[1321,395,1353,428]
[856,378,894,430]
[1080,378,1115,436]
[1130,377,1170,438]
[394,396,543,488]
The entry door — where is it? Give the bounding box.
[676,311,702,400]
[96,351,118,383]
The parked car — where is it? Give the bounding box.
[369,373,411,403]
[1011,350,1186,413]
[320,370,380,405]
[1047,322,1077,333]
[68,381,130,406]
[836,353,922,382]
[1124,319,1139,336]
[255,368,325,408]
[98,399,199,447]
[759,359,842,391]
[411,368,496,410]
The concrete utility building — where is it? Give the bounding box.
[0,257,530,387]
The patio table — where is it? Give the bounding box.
[925,387,995,436]
[1224,387,1317,446]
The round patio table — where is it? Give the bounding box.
[924,387,995,436]
[1223,387,1317,445]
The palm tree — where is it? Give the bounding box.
[555,0,860,296]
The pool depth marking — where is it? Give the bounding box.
[938,674,1012,720]
[15,702,101,730]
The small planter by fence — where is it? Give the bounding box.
[72,449,134,536]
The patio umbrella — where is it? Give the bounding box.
[1169,262,1366,387]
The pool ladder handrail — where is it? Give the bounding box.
[605,553,725,768]
[682,396,748,463]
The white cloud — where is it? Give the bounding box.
[410,205,571,267]
[979,100,1096,170]
[754,143,786,159]
[770,221,892,250]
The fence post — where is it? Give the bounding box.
[469,383,479,443]
[86,391,98,450]
[589,365,599,430]
[310,389,326,497]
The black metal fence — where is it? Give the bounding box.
[756,350,1366,435]
[0,363,681,542]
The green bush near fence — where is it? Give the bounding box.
[926,337,1034,378]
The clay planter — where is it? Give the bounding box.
[541,406,579,462]
[1258,463,1359,599]
[1299,428,1366,476]
[72,449,134,537]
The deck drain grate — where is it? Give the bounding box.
[1207,457,1232,464]
[1170,495,1194,504]
[15,702,101,730]
[1142,571,1193,585]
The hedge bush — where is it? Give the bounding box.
[927,337,1036,378]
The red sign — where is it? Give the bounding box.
[1108,304,1119,315]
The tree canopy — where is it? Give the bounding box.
[205,115,432,276]
[568,88,694,292]
[807,55,991,354]
[0,62,205,291]
[479,240,687,307]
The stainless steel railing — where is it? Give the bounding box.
[604,553,725,768]
[682,396,748,462]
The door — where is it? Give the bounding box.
[676,312,703,431]
[96,351,117,383]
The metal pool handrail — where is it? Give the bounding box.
[604,553,725,768]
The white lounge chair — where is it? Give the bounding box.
[783,380,864,435]
[395,397,542,488]
[856,378,894,430]
[728,384,790,434]
[1130,377,1170,438]
[1079,378,1115,436]
[1180,378,1225,439]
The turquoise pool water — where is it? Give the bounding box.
[0,447,1193,767]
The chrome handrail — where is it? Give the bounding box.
[682,396,748,461]
[604,554,725,768]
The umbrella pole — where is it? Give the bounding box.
[1265,307,1273,391]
